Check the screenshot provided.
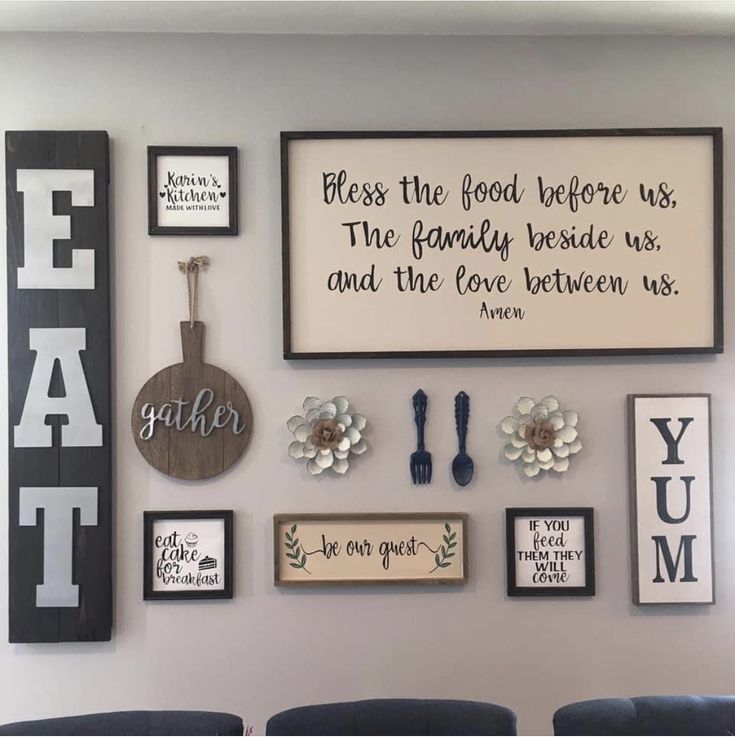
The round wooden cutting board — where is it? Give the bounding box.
[132,321,252,480]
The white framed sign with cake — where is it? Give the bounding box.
[144,510,233,600]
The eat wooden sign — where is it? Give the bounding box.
[6,131,112,642]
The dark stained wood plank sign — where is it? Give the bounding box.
[6,131,112,642]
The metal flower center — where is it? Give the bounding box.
[525,420,556,451]
[310,418,344,450]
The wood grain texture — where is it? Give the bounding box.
[132,321,252,481]
[6,130,112,643]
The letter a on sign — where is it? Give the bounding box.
[6,131,112,642]
[627,395,714,605]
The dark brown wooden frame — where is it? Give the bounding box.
[282,127,723,359]
[148,146,238,235]
[273,512,468,586]
[144,510,234,600]
[506,507,595,597]
[627,393,715,606]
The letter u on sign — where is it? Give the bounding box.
[627,394,714,605]
[6,131,112,643]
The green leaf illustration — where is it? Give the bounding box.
[284,524,311,574]
[429,524,458,574]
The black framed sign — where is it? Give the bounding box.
[148,146,238,235]
[506,507,595,596]
[6,131,112,643]
[144,510,233,600]
[282,128,722,359]
[627,394,714,605]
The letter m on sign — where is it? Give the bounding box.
[6,131,112,642]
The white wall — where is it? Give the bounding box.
[0,32,733,735]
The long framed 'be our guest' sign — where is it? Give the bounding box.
[628,394,714,605]
[282,128,722,359]
[274,513,467,585]
[6,131,112,642]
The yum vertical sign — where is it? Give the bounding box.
[6,131,112,642]
[628,394,714,605]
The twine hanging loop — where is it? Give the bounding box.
[178,255,209,328]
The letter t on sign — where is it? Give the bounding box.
[19,487,98,607]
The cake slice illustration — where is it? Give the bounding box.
[198,556,217,571]
[184,532,199,547]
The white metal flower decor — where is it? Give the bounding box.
[500,396,582,477]
[288,396,368,476]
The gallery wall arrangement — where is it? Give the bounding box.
[3,126,724,644]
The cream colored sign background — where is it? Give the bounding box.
[275,515,466,583]
[632,396,713,604]
[286,134,715,354]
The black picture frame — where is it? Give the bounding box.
[143,510,233,601]
[281,127,723,359]
[148,146,238,235]
[505,507,595,597]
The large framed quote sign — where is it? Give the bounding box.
[6,131,112,642]
[282,129,722,359]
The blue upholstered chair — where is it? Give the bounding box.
[554,696,735,735]
[266,698,517,735]
[0,710,244,736]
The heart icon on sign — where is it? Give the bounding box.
[220,192,226,198]
[159,192,165,198]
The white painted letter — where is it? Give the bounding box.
[16,169,95,289]
[14,328,102,447]
[19,487,98,607]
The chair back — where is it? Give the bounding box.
[266,698,517,735]
[554,696,735,735]
[0,710,244,736]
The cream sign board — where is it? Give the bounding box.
[628,394,714,605]
[274,513,467,585]
[282,129,722,358]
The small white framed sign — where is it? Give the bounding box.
[148,146,238,235]
[506,507,595,597]
[144,510,233,600]
[628,394,714,605]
